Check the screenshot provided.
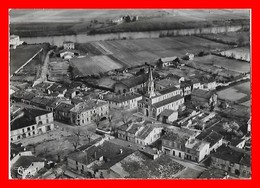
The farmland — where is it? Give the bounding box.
[70,36,231,76]
[193,54,250,73]
[217,81,250,106]
[71,55,122,76]
[95,36,229,67]
[10,44,44,75]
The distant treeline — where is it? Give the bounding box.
[10,18,250,38]
[88,19,250,35]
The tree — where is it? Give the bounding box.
[120,107,131,124]
[237,35,246,47]
[92,113,101,128]
[69,135,80,151]
[125,15,131,23]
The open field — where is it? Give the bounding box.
[217,81,250,105]
[95,36,229,67]
[193,54,250,73]
[10,44,43,75]
[10,9,249,37]
[71,55,122,76]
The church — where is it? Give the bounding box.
[138,66,185,120]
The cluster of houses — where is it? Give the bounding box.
[10,41,251,179]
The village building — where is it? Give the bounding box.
[196,130,223,152]
[11,151,45,179]
[158,109,178,123]
[64,89,77,99]
[67,141,134,178]
[58,49,79,60]
[137,67,184,119]
[210,145,251,178]
[11,91,36,104]
[117,121,163,146]
[10,35,24,49]
[70,99,109,126]
[104,92,142,110]
[191,89,218,108]
[155,75,184,90]
[113,72,159,94]
[63,41,75,50]
[54,102,74,123]
[10,108,54,142]
[157,56,179,68]
[161,127,210,162]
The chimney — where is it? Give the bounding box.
[119,149,123,154]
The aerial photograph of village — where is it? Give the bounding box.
[9,9,251,179]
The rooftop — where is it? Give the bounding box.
[159,109,177,117]
[136,126,154,140]
[111,150,184,178]
[152,95,183,108]
[196,130,223,147]
[160,56,178,63]
[105,92,141,103]
[68,141,134,169]
[159,86,179,95]
[12,155,44,169]
[119,73,149,88]
[185,138,209,151]
[211,145,250,167]
[191,89,216,99]
[11,108,51,130]
[55,102,74,112]
[70,100,108,113]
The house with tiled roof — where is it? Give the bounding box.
[157,56,179,68]
[210,145,251,178]
[161,128,209,162]
[11,90,36,104]
[54,102,74,123]
[117,122,163,146]
[113,71,159,94]
[196,130,223,152]
[11,151,45,179]
[10,108,54,142]
[70,99,109,126]
[191,89,218,107]
[158,109,178,123]
[67,141,134,178]
[63,41,75,50]
[104,92,142,110]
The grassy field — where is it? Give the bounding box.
[10,9,249,37]
[193,54,250,73]
[10,44,44,75]
[217,81,250,105]
[96,36,229,67]
[71,55,122,76]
